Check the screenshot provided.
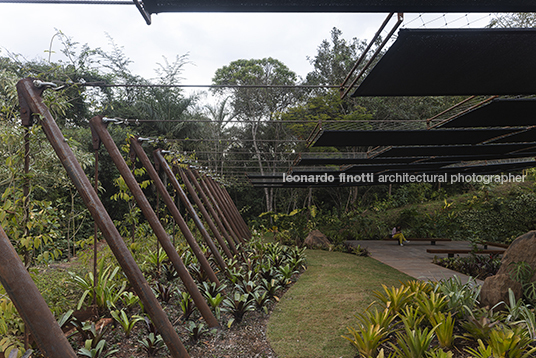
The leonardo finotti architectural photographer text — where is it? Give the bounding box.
[282,172,526,185]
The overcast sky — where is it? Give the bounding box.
[0,4,493,100]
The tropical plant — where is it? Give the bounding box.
[342,323,389,358]
[222,292,255,327]
[70,260,127,313]
[78,338,119,358]
[185,321,209,342]
[430,312,456,349]
[120,291,140,310]
[434,276,481,318]
[139,333,165,357]
[205,292,224,320]
[373,284,414,314]
[416,291,447,325]
[390,324,436,358]
[178,290,195,321]
[261,278,282,301]
[110,309,144,337]
[154,283,173,303]
[466,326,536,358]
[252,290,271,314]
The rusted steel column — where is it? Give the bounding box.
[130,139,226,275]
[214,178,251,239]
[0,225,77,358]
[89,117,219,328]
[205,175,247,243]
[177,167,233,260]
[193,169,242,246]
[183,168,238,257]
[153,150,228,269]
[16,78,189,357]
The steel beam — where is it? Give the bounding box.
[130,138,226,274]
[206,176,249,242]
[89,117,219,328]
[0,225,77,358]
[153,150,231,267]
[16,78,189,357]
[176,166,232,260]
[193,169,244,244]
[183,168,237,258]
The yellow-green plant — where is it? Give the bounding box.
[426,348,453,358]
[466,326,536,358]
[399,305,425,330]
[356,306,397,333]
[416,291,447,325]
[404,280,433,296]
[373,284,414,314]
[431,312,456,349]
[390,324,436,358]
[343,323,389,358]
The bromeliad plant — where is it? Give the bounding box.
[110,309,144,337]
[222,292,255,327]
[70,259,127,313]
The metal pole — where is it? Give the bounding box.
[192,169,242,246]
[130,139,225,276]
[16,78,190,358]
[216,178,251,239]
[176,166,232,261]
[145,148,228,271]
[206,175,248,243]
[0,225,77,358]
[183,168,237,258]
[89,117,219,328]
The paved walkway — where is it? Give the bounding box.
[346,240,483,285]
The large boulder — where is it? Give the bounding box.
[304,229,331,249]
[480,230,536,307]
[480,274,522,308]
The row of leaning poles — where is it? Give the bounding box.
[0,77,251,357]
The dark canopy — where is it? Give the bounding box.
[142,0,536,14]
[351,29,536,97]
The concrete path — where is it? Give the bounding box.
[346,240,484,285]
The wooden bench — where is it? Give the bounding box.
[480,242,510,249]
[385,238,451,245]
[426,249,506,258]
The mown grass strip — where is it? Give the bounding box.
[267,249,412,358]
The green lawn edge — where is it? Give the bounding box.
[267,249,412,358]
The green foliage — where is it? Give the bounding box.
[342,323,390,358]
[372,284,414,314]
[185,321,209,342]
[430,312,456,349]
[465,326,536,358]
[70,259,127,313]
[110,309,143,337]
[139,333,164,357]
[434,276,481,318]
[390,324,436,358]
[222,292,255,327]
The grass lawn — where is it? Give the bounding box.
[267,249,412,358]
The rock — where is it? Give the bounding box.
[304,229,331,249]
[480,274,523,308]
[480,230,536,307]
[496,231,536,278]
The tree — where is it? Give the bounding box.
[211,58,300,212]
[488,12,536,28]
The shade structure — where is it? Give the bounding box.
[142,0,536,14]
[439,99,536,128]
[312,128,523,147]
[351,28,536,97]
[374,143,536,158]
